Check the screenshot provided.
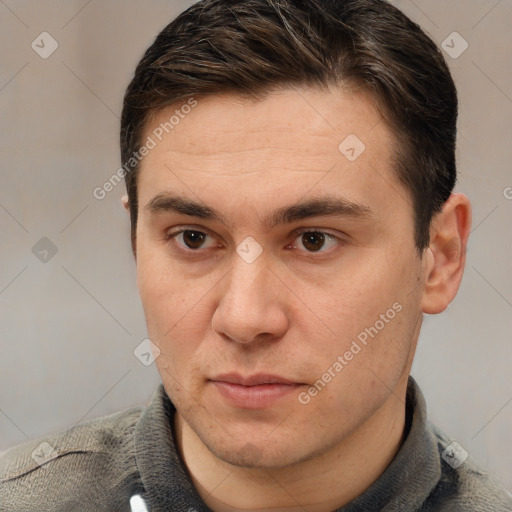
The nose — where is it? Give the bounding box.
[211,256,290,345]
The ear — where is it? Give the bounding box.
[421,193,472,314]
[121,195,137,259]
[121,195,130,211]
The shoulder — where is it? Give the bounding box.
[425,421,512,512]
[0,405,144,512]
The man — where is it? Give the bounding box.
[1,0,511,510]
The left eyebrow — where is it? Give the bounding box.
[144,193,373,230]
[262,196,374,230]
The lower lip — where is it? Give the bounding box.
[211,381,302,409]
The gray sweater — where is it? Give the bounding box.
[1,377,511,511]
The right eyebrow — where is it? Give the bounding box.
[145,193,226,224]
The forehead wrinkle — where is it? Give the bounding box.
[164,167,332,177]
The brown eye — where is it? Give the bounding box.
[182,230,207,249]
[166,228,219,255]
[301,232,326,252]
[291,230,342,254]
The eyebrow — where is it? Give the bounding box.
[145,193,373,230]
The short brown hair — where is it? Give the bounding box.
[121,0,458,251]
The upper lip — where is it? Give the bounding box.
[211,373,299,386]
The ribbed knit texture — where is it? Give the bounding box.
[1,377,511,511]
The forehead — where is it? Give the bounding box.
[142,85,387,162]
[136,86,409,225]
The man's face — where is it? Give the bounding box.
[135,86,427,468]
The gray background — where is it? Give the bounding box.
[1,0,511,492]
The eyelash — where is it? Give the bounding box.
[165,227,345,258]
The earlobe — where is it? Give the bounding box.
[420,193,472,314]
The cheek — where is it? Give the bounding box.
[298,250,420,376]
[297,300,419,430]
[301,262,402,340]
[136,250,214,370]
[137,246,188,317]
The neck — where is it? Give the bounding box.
[174,376,409,512]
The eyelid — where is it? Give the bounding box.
[166,225,219,242]
[166,226,344,240]
[288,227,345,252]
[165,225,346,255]
[165,227,220,255]
[290,226,344,238]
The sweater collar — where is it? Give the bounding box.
[134,384,210,512]
[337,376,441,511]
[134,376,440,512]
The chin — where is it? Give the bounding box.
[195,422,336,471]
[208,440,306,469]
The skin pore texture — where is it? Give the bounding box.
[127,85,471,511]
